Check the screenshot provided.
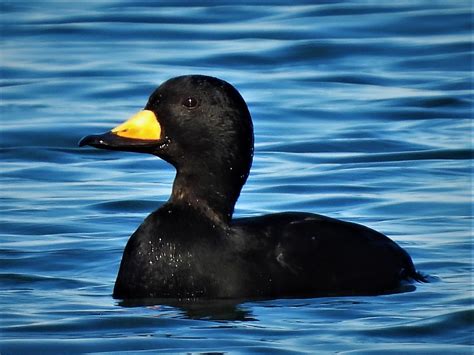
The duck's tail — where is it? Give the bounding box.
[410,271,428,283]
[400,249,428,283]
[401,266,428,283]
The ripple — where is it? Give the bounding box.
[92,199,161,213]
[332,149,473,164]
[360,309,474,344]
[1,0,472,353]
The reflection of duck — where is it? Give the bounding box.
[80,75,424,300]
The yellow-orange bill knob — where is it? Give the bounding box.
[111,110,161,140]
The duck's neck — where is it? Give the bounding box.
[169,166,245,226]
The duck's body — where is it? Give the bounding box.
[80,75,424,300]
[114,209,417,299]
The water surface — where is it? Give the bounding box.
[1,1,473,353]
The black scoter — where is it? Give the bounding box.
[79,75,424,300]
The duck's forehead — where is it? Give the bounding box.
[162,75,228,94]
[147,87,162,103]
[153,80,196,100]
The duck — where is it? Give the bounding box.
[79,75,425,300]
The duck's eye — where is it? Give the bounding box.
[182,97,198,109]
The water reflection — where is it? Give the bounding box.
[118,298,255,321]
[116,281,419,321]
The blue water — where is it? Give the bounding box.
[1,1,473,353]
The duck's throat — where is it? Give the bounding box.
[169,169,243,225]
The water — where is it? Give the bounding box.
[1,0,472,353]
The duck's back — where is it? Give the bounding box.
[231,212,419,297]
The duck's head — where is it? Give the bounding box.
[79,75,254,222]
